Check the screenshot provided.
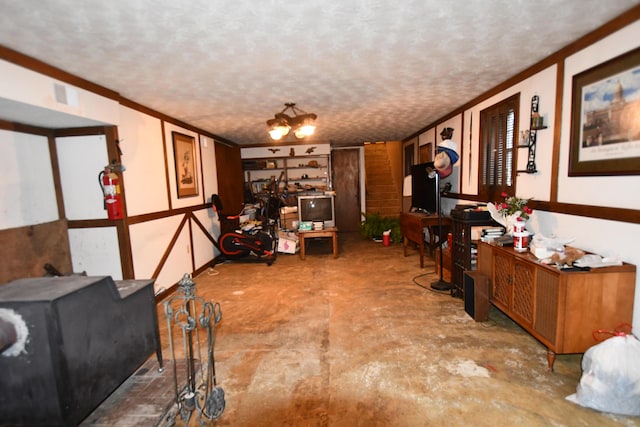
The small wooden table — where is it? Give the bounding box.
[400,212,451,268]
[298,227,339,260]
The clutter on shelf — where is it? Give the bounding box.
[573,254,624,268]
[478,226,505,242]
[530,233,623,269]
[529,234,574,259]
[549,247,586,266]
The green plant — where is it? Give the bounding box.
[360,212,401,244]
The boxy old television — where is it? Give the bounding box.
[297,194,336,228]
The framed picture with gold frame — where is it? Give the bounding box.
[172,131,198,198]
[569,47,640,176]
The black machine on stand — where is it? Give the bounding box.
[428,126,460,293]
[427,167,452,292]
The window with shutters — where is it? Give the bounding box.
[479,93,520,201]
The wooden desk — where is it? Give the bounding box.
[298,227,339,260]
[400,212,451,268]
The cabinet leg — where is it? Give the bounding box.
[546,349,556,372]
[403,237,408,257]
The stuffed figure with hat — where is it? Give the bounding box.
[434,127,459,178]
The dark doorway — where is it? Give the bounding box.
[332,149,361,231]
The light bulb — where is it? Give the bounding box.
[300,124,315,136]
[269,128,283,140]
[278,124,290,136]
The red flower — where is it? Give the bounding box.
[495,193,533,220]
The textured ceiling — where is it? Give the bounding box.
[0,0,638,146]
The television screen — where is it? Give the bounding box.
[298,195,335,228]
[410,162,437,214]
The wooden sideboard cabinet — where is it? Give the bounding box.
[477,241,636,370]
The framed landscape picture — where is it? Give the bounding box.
[172,131,198,198]
[568,47,640,176]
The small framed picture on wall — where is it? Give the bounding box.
[172,131,199,198]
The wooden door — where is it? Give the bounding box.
[332,149,361,231]
[214,142,244,213]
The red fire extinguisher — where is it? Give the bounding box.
[99,166,123,220]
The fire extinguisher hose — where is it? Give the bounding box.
[98,170,106,210]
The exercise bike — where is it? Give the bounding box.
[210,194,277,266]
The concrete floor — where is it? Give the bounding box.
[85,232,639,426]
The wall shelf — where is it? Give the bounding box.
[243,155,330,198]
[517,95,546,174]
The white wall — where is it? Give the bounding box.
[200,135,219,204]
[68,227,122,279]
[119,106,168,216]
[56,135,110,220]
[0,59,119,126]
[0,130,58,228]
[192,208,218,270]
[129,216,185,284]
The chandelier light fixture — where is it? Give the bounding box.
[266,102,317,141]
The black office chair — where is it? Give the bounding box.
[211,194,240,235]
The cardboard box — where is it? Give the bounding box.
[279,207,298,231]
[280,212,298,230]
[277,232,299,254]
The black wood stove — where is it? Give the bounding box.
[0,275,163,426]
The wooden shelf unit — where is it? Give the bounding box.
[243,155,330,196]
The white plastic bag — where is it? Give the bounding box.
[566,334,640,416]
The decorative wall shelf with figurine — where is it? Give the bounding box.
[517,95,546,174]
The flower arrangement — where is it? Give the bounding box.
[496,192,533,220]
